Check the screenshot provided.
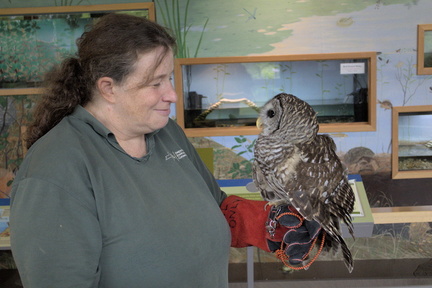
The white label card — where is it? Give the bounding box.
[340,63,365,74]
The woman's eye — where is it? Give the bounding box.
[267,109,275,118]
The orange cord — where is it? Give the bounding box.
[275,212,303,229]
[275,231,326,271]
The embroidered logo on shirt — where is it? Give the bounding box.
[165,149,187,161]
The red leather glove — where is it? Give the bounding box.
[220,195,324,270]
[219,195,287,252]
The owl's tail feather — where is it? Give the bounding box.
[339,236,354,273]
[320,220,354,273]
[320,234,353,273]
[334,182,355,239]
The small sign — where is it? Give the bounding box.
[340,63,365,74]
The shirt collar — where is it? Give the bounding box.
[71,105,161,138]
[71,105,112,138]
[70,105,159,161]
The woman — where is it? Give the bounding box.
[10,13,317,288]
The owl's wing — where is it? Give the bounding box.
[288,135,355,272]
[287,135,354,230]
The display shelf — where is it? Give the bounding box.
[371,205,432,224]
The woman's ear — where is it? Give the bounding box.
[96,77,116,103]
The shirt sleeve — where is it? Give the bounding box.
[10,178,102,288]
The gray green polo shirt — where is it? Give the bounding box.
[10,106,231,288]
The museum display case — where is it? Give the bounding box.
[174,52,377,137]
[0,3,154,94]
[392,105,432,179]
[417,24,432,75]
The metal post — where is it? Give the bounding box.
[247,246,254,288]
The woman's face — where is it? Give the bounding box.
[112,47,177,136]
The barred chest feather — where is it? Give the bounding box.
[255,139,300,182]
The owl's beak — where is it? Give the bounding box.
[256,117,263,130]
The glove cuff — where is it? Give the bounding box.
[220,195,287,252]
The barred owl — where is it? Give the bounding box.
[253,93,355,272]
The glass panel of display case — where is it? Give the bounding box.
[0,94,39,197]
[0,3,154,89]
[392,105,432,179]
[174,52,377,137]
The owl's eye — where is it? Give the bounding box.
[267,109,275,118]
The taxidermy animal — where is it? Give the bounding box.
[253,93,355,272]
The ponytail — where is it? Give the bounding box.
[25,57,90,149]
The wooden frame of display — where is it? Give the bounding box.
[0,2,155,19]
[174,52,377,137]
[372,206,432,224]
[417,24,432,75]
[392,105,432,179]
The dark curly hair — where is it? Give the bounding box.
[26,13,176,148]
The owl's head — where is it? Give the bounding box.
[258,93,319,143]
